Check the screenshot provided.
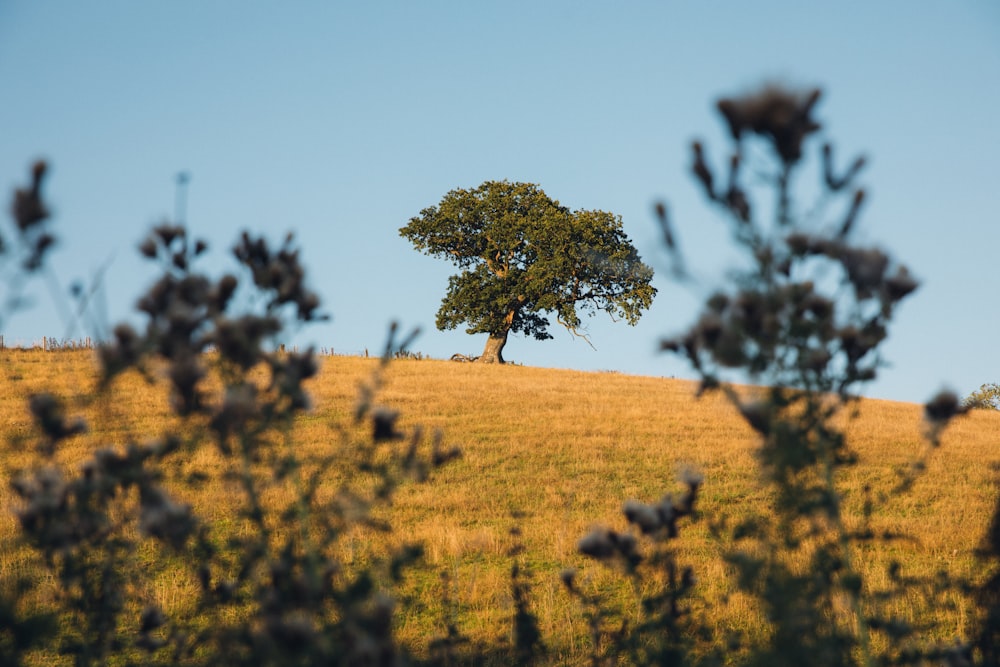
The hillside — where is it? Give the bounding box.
[2,349,998,661]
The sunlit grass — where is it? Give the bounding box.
[2,348,998,662]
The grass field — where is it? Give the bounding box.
[2,348,998,663]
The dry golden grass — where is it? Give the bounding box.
[2,348,998,662]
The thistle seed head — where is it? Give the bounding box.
[717,84,822,165]
[577,527,617,559]
[372,407,403,442]
[11,160,49,230]
[623,500,661,534]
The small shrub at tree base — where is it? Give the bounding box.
[965,383,1000,411]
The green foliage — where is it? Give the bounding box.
[965,383,1000,411]
[400,181,656,359]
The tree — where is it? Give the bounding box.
[400,180,656,363]
[965,382,1000,410]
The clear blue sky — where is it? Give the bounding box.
[2,2,998,404]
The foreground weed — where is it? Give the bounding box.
[567,469,712,666]
[3,167,460,666]
[562,82,982,667]
[652,83,969,665]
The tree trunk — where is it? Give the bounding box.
[478,309,516,364]
[478,331,508,364]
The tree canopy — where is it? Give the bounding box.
[400,180,656,363]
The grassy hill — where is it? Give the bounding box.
[2,348,998,662]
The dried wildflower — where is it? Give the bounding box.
[431,442,462,467]
[653,201,675,251]
[733,291,766,338]
[696,375,720,396]
[153,223,184,248]
[12,466,105,553]
[673,483,700,517]
[716,84,822,165]
[802,348,832,373]
[924,390,969,447]
[112,322,140,354]
[12,467,66,518]
[211,382,259,445]
[855,367,877,382]
[136,275,172,317]
[11,160,49,230]
[624,500,661,534]
[654,497,683,538]
[577,528,639,565]
[838,189,866,238]
[695,312,724,348]
[706,292,729,313]
[615,532,638,559]
[197,564,211,592]
[89,447,137,492]
[739,400,772,436]
[804,294,834,322]
[139,605,167,633]
[925,390,966,424]
[232,232,325,321]
[139,486,195,549]
[406,427,458,470]
[578,528,618,559]
[265,615,317,648]
[211,314,281,369]
[679,465,704,489]
[823,143,868,192]
[138,236,158,259]
[659,338,681,353]
[372,407,403,442]
[268,348,318,411]
[839,323,883,364]
[785,232,812,256]
[691,141,715,198]
[368,592,396,633]
[168,354,204,415]
[884,265,918,302]
[712,330,747,368]
[98,323,145,382]
[296,290,321,321]
[177,273,210,305]
[28,393,86,455]
[209,273,239,313]
[840,247,889,297]
[726,184,751,223]
[24,232,55,270]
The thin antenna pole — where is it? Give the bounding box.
[175,171,190,225]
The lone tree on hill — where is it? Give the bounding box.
[400,180,657,363]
